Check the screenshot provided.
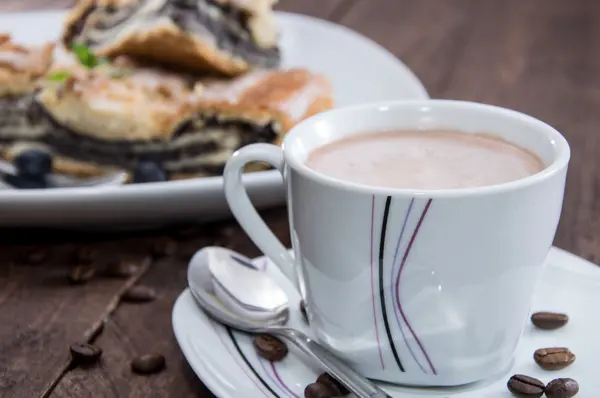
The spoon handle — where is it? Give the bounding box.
[275,328,391,398]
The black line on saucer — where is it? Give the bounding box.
[230,254,259,270]
[226,327,280,398]
[379,196,405,372]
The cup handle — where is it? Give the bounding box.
[223,143,299,291]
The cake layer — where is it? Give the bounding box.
[38,66,332,142]
[0,35,56,146]
[191,68,334,132]
[0,95,51,144]
[62,0,280,75]
[0,34,55,96]
[3,64,333,179]
[38,61,194,141]
[42,109,279,173]
[3,141,271,179]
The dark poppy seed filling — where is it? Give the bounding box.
[62,4,98,47]
[39,106,279,174]
[0,94,279,175]
[0,95,52,144]
[63,0,280,69]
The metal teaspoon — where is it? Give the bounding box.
[187,246,391,398]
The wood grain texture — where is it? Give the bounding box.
[434,0,600,262]
[0,244,151,398]
[50,210,290,398]
[339,0,600,262]
[339,0,483,95]
[1,0,600,397]
[49,259,209,398]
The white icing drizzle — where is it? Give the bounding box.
[0,52,31,70]
[0,35,54,75]
[76,0,278,52]
[226,0,277,13]
[39,63,193,141]
[279,77,329,123]
[75,65,189,108]
[194,69,330,125]
[196,69,269,103]
[85,0,171,47]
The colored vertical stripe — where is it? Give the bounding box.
[230,255,260,269]
[211,322,271,397]
[256,355,297,398]
[270,362,300,398]
[379,196,405,373]
[369,195,386,369]
[395,199,437,375]
[390,199,428,373]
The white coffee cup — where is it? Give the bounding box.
[223,100,570,387]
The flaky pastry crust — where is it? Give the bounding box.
[0,34,55,96]
[38,62,194,141]
[62,0,279,76]
[96,21,251,77]
[190,68,334,134]
[6,67,332,181]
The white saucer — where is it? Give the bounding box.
[172,247,598,397]
[0,11,428,228]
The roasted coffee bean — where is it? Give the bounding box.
[316,372,349,396]
[131,353,166,374]
[531,312,569,330]
[252,334,288,361]
[70,343,102,365]
[304,382,334,398]
[122,285,157,303]
[533,347,575,370]
[300,300,308,324]
[105,259,139,278]
[507,374,545,397]
[545,378,579,398]
[67,264,96,285]
[151,237,177,258]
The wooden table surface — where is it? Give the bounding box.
[1,0,600,397]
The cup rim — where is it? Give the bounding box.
[282,100,570,198]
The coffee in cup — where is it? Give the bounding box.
[306,129,544,190]
[223,100,569,387]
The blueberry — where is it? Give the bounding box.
[3,174,47,189]
[14,149,53,178]
[132,162,167,183]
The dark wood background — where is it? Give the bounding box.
[1,1,599,397]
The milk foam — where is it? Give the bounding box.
[305,130,545,190]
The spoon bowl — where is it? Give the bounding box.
[187,246,391,398]
[189,287,290,332]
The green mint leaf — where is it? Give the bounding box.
[72,42,98,69]
[46,71,71,82]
